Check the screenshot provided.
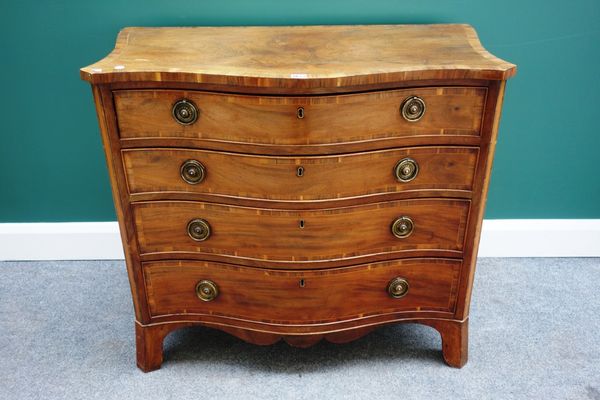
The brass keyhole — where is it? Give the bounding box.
[297,166,304,177]
[299,219,305,228]
[297,107,305,119]
[299,279,306,287]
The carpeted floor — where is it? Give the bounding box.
[0,258,599,400]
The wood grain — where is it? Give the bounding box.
[114,87,486,143]
[92,86,152,322]
[80,25,516,87]
[122,146,478,202]
[133,199,470,266]
[81,24,515,371]
[454,80,506,321]
[134,318,464,371]
[143,259,461,321]
[108,77,492,95]
[118,132,483,156]
[421,318,468,368]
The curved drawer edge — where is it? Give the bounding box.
[133,198,470,264]
[142,258,462,323]
[115,87,486,143]
[139,249,464,269]
[119,135,483,155]
[122,146,479,203]
[129,190,474,208]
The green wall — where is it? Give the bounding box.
[1,0,599,222]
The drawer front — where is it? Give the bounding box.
[143,259,461,321]
[123,147,478,201]
[133,199,469,264]
[115,87,486,144]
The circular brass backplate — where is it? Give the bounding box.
[196,280,218,302]
[400,96,426,122]
[172,99,198,125]
[187,218,211,241]
[387,277,409,298]
[180,159,206,184]
[394,158,419,182]
[391,216,414,239]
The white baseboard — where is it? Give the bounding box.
[0,222,125,261]
[0,220,599,261]
[478,219,600,257]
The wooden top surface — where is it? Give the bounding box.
[81,24,516,88]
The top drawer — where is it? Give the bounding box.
[114,87,486,145]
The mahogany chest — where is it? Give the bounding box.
[81,24,515,372]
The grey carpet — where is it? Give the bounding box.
[0,258,599,400]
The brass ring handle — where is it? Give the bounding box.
[387,277,409,298]
[400,96,426,122]
[172,99,198,125]
[196,280,218,302]
[394,158,419,182]
[187,218,211,241]
[391,216,414,239]
[180,159,206,184]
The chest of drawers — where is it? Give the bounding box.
[81,24,515,372]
